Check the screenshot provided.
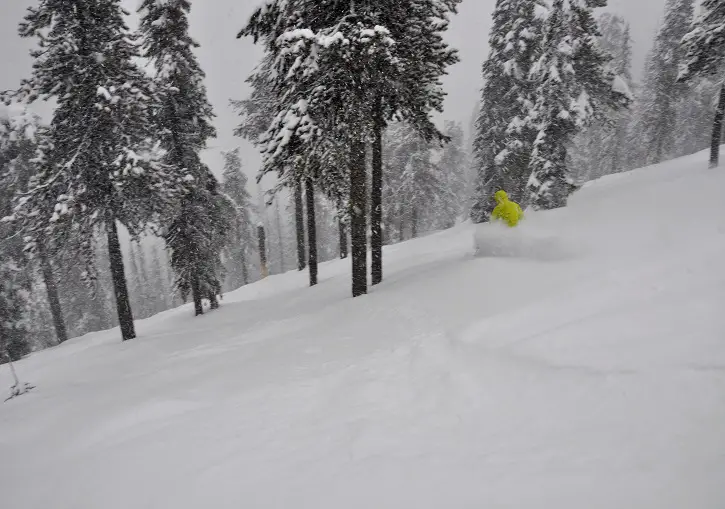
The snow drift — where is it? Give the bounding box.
[1,150,724,509]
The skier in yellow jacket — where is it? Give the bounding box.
[492,190,524,227]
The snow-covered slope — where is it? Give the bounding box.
[2,151,725,509]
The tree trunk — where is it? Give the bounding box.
[274,199,285,273]
[371,101,384,286]
[240,243,249,286]
[305,179,318,287]
[350,139,368,297]
[398,214,405,243]
[294,182,307,271]
[37,242,68,344]
[257,225,268,278]
[411,207,419,239]
[338,219,348,259]
[106,218,136,340]
[191,276,203,316]
[710,82,725,169]
[209,292,219,310]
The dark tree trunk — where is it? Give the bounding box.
[411,207,419,239]
[37,242,68,344]
[710,82,725,169]
[294,182,307,271]
[398,214,405,243]
[371,99,384,286]
[350,140,368,297]
[209,292,219,310]
[106,218,136,340]
[191,276,203,316]
[257,225,268,278]
[305,179,318,287]
[240,243,249,286]
[274,200,285,273]
[338,219,348,259]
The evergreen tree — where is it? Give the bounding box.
[241,0,460,295]
[569,13,634,180]
[384,123,454,239]
[680,0,725,168]
[471,0,545,222]
[221,148,254,289]
[1,106,68,346]
[526,0,628,210]
[638,0,695,165]
[9,0,180,341]
[0,261,30,363]
[139,0,232,316]
[436,121,468,229]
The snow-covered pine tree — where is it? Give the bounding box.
[0,261,30,363]
[241,0,459,293]
[384,122,455,239]
[9,0,181,341]
[367,0,461,286]
[436,121,468,229]
[1,107,69,346]
[638,0,695,166]
[221,148,254,289]
[471,0,546,223]
[569,13,634,180]
[242,3,398,297]
[526,0,628,210]
[139,0,232,316]
[679,0,725,168]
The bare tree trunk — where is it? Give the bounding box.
[209,291,219,310]
[191,276,203,316]
[257,225,268,278]
[106,218,136,340]
[371,97,384,286]
[350,139,368,297]
[338,219,348,259]
[305,179,318,287]
[411,206,419,239]
[294,182,307,271]
[37,241,68,344]
[274,199,286,273]
[398,214,405,243]
[240,242,249,286]
[710,82,725,169]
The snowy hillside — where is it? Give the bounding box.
[2,151,724,509]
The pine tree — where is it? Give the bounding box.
[9,0,181,341]
[221,148,254,289]
[1,107,69,346]
[526,0,628,210]
[680,0,725,168]
[0,261,30,363]
[139,0,232,316]
[241,0,460,295]
[569,13,634,180]
[471,0,546,222]
[639,0,695,165]
[384,123,454,238]
[436,121,468,229]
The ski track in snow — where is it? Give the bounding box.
[1,150,725,508]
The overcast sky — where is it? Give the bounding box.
[0,0,668,185]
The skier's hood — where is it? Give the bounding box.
[495,190,509,205]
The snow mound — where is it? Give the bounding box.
[473,220,583,261]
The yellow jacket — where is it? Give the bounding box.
[492,190,524,227]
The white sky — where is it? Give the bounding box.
[0,0,667,185]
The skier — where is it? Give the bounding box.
[491,190,524,227]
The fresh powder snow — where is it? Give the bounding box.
[1,150,724,508]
